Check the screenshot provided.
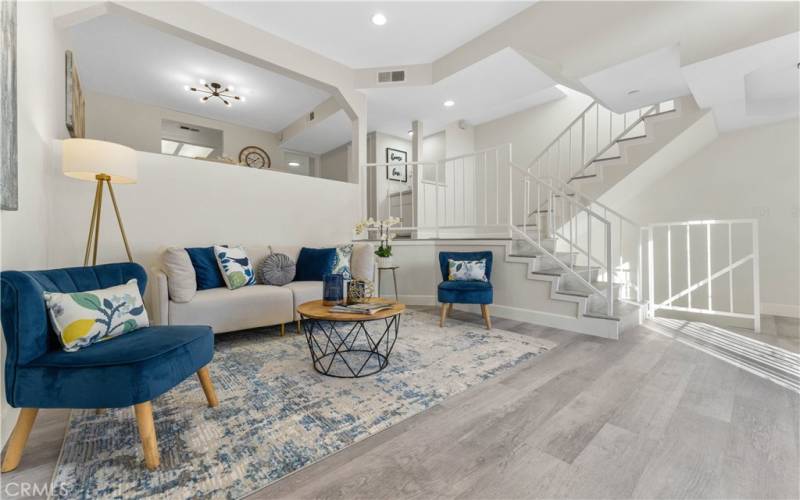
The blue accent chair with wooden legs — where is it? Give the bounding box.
[0,262,218,472]
[437,251,494,329]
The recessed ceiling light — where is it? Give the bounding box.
[443,100,455,108]
[627,89,640,95]
[407,130,414,137]
[288,162,300,167]
[371,13,387,26]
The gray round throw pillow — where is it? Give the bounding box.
[259,252,296,286]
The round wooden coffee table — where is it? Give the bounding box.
[297,299,405,378]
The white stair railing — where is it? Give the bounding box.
[529,99,675,185]
[511,162,614,316]
[645,219,761,333]
[363,144,617,316]
[535,175,643,303]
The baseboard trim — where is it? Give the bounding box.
[761,303,800,319]
[454,303,619,340]
[383,294,623,339]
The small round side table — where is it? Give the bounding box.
[377,266,399,302]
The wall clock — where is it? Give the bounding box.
[239,146,271,169]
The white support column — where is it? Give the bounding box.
[411,120,423,235]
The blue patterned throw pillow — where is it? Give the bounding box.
[44,279,149,352]
[214,245,256,290]
[448,259,488,281]
[333,244,353,279]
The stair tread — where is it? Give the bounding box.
[617,134,647,143]
[592,155,622,163]
[585,300,644,321]
[642,108,677,119]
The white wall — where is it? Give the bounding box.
[84,91,291,172]
[319,143,350,182]
[369,132,414,223]
[474,89,593,166]
[0,1,67,445]
[617,119,800,317]
[46,148,361,309]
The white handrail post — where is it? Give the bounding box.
[606,220,613,317]
[637,228,643,303]
[508,162,514,237]
[435,160,441,238]
[686,224,692,310]
[580,115,586,166]
[648,226,655,318]
[752,219,761,333]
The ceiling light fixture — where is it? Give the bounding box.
[288,162,300,167]
[627,89,640,95]
[186,81,243,107]
[371,13,387,26]
[407,130,414,137]
[443,100,455,107]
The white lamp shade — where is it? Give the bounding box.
[62,139,138,184]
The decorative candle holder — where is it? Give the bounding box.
[322,273,344,306]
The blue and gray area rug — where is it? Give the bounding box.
[51,310,554,499]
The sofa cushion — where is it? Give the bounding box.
[214,245,256,290]
[295,247,336,281]
[186,246,226,290]
[283,281,322,320]
[333,244,352,279]
[259,249,296,286]
[162,247,196,302]
[351,242,375,282]
[437,280,493,305]
[169,285,294,334]
[14,325,213,408]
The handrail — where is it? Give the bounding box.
[572,103,658,179]
[530,100,596,165]
[539,175,641,228]
[509,161,614,316]
[509,162,610,225]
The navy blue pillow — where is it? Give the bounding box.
[186,246,226,290]
[295,247,337,281]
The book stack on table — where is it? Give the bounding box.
[329,302,394,315]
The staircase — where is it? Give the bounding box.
[365,93,721,340]
[503,97,700,339]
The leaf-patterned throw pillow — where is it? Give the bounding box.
[44,279,149,352]
[214,245,256,290]
[333,244,353,280]
[448,259,488,282]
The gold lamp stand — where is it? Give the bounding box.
[84,173,133,266]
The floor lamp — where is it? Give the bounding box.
[62,139,138,266]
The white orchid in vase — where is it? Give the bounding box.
[354,216,400,260]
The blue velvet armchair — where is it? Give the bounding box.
[437,251,493,329]
[0,263,217,472]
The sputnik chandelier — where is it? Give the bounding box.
[184,80,245,107]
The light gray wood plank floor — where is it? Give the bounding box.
[2,306,798,499]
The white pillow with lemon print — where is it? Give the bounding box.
[44,279,149,352]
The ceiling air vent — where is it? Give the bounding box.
[377,70,405,84]
[179,125,200,132]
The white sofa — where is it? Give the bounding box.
[152,243,375,334]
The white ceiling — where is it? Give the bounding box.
[281,110,353,155]
[68,14,331,134]
[579,45,691,114]
[363,48,564,138]
[682,32,799,131]
[204,1,533,68]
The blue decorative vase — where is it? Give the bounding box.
[323,273,344,306]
